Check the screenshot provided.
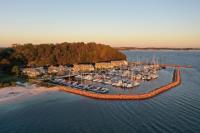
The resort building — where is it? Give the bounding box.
[22,68,42,77]
[48,65,68,75]
[72,64,95,72]
[111,60,128,67]
[48,66,59,74]
[95,62,113,69]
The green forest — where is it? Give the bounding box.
[0,42,126,86]
[0,42,126,72]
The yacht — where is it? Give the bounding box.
[104,80,112,85]
[126,83,133,88]
[133,81,140,87]
[97,79,103,83]
[151,74,158,79]
[112,80,123,87]
[83,75,93,80]
[93,79,99,82]
[75,83,85,89]
[98,87,109,94]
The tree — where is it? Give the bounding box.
[10,42,126,66]
[11,65,20,76]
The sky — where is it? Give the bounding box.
[0,0,200,48]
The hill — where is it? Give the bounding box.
[0,42,126,70]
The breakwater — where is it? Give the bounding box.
[60,68,181,100]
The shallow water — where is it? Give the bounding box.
[0,50,200,133]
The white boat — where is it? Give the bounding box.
[133,81,140,87]
[99,87,109,93]
[112,80,123,87]
[97,79,103,83]
[122,82,128,88]
[93,79,99,82]
[147,76,151,81]
[151,74,158,79]
[83,75,93,80]
[75,75,82,79]
[126,83,133,88]
[104,80,112,85]
[16,82,27,87]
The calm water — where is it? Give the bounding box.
[1,50,200,133]
[83,68,173,94]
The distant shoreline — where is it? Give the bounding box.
[114,47,200,51]
[1,46,200,51]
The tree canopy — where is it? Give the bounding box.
[0,42,126,69]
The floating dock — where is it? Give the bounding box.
[60,67,181,100]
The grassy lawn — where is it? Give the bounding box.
[0,73,28,88]
[1,73,20,82]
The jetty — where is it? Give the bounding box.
[129,62,192,69]
[60,67,181,100]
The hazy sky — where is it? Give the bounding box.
[0,0,200,48]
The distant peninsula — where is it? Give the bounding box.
[115,47,200,51]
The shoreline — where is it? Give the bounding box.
[0,86,59,104]
[119,49,200,52]
[0,67,181,103]
[115,47,200,51]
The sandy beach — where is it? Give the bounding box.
[0,85,59,104]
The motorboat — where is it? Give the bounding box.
[97,79,103,83]
[126,83,133,88]
[133,81,140,87]
[112,80,123,87]
[104,80,112,85]
[151,74,158,79]
[93,79,99,82]
[98,87,109,93]
[75,83,85,89]
[83,75,93,80]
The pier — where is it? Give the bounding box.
[129,62,192,68]
[60,67,181,100]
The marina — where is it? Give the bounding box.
[60,67,181,100]
[37,60,163,94]
[19,56,190,97]
[26,59,185,96]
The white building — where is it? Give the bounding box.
[48,65,68,75]
[111,60,128,67]
[72,64,95,72]
[22,68,42,77]
[95,62,113,69]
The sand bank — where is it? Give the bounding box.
[0,85,59,103]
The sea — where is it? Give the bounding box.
[0,50,200,133]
